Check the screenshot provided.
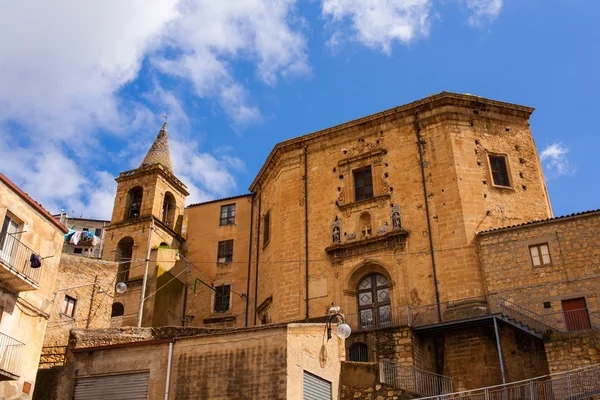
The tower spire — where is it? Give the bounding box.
[140,123,173,172]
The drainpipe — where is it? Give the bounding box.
[164,339,174,400]
[253,191,262,325]
[414,111,442,322]
[245,193,255,327]
[180,282,187,327]
[304,146,309,321]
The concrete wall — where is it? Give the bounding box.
[185,195,252,328]
[55,324,344,400]
[0,179,65,399]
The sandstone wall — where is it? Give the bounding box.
[477,211,600,317]
[185,195,252,328]
[340,361,416,400]
[245,94,551,328]
[545,331,600,374]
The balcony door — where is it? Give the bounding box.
[0,216,19,265]
[357,273,391,330]
[562,297,591,331]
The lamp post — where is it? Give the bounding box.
[327,313,351,341]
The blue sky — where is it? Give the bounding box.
[0,0,598,220]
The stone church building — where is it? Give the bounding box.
[65,92,600,398]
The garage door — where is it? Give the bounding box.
[303,371,331,400]
[73,371,149,400]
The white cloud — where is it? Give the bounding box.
[462,0,503,27]
[540,142,575,179]
[321,0,432,54]
[0,0,180,141]
[153,0,309,124]
[0,1,301,217]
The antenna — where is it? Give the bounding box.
[161,112,170,122]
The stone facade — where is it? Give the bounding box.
[38,254,118,369]
[184,195,252,328]
[55,324,344,400]
[101,123,189,327]
[33,254,118,399]
[243,93,551,331]
[340,362,415,400]
[477,210,600,317]
[0,173,66,399]
[544,331,600,374]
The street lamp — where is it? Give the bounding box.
[327,312,351,341]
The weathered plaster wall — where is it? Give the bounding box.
[0,179,65,399]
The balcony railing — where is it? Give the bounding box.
[542,309,600,332]
[0,332,25,379]
[0,234,41,290]
[380,361,453,397]
[345,306,410,333]
[416,362,600,400]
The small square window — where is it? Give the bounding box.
[220,204,236,226]
[63,295,76,317]
[529,243,552,267]
[214,284,230,312]
[543,301,552,309]
[263,212,270,247]
[489,154,511,187]
[73,248,83,254]
[94,228,103,237]
[217,240,233,263]
[353,166,374,202]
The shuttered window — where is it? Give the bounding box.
[489,154,511,187]
[303,371,331,400]
[74,372,149,400]
[353,167,373,201]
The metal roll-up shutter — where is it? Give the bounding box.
[303,371,331,400]
[73,371,149,400]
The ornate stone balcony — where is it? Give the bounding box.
[325,229,409,264]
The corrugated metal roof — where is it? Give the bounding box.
[477,209,600,235]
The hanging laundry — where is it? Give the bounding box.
[70,231,82,245]
[64,226,76,241]
[30,253,41,269]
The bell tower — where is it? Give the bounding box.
[104,123,189,326]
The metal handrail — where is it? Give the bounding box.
[0,234,41,285]
[380,361,453,397]
[0,332,25,377]
[543,308,600,332]
[416,362,600,400]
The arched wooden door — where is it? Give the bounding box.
[357,273,392,331]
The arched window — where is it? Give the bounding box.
[115,237,134,282]
[111,302,125,317]
[126,187,143,220]
[357,273,391,330]
[348,343,369,362]
[359,212,372,239]
[162,192,176,227]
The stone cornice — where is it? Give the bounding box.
[117,164,189,197]
[325,229,409,263]
[249,92,534,191]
